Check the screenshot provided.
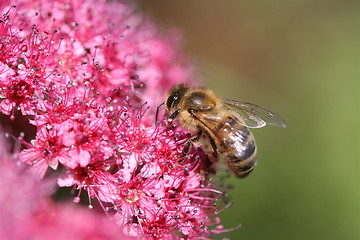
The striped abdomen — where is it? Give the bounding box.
[212,116,257,178]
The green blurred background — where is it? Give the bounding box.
[138,1,360,239]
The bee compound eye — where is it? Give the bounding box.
[167,86,189,110]
[166,91,180,110]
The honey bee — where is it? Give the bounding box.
[165,84,286,178]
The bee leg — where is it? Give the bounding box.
[155,102,165,125]
[179,131,202,163]
[205,133,219,163]
[167,109,180,123]
[183,131,202,154]
[200,132,219,163]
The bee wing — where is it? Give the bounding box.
[221,98,287,128]
[189,110,236,134]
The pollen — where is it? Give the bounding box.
[125,189,141,203]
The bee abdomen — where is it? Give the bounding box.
[226,145,257,178]
[212,117,258,177]
[233,140,256,162]
[218,120,257,177]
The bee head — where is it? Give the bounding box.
[165,84,189,112]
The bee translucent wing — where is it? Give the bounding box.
[221,98,287,128]
[189,110,235,134]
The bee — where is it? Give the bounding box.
[164,84,286,178]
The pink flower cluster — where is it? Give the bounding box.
[0,0,235,239]
[0,132,130,240]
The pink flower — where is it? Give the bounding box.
[0,131,131,240]
[0,0,238,239]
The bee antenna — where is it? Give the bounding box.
[155,102,165,126]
